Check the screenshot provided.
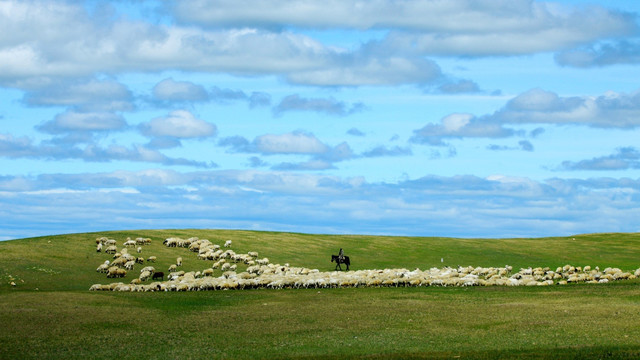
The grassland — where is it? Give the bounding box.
[1,230,640,359]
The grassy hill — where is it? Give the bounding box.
[1,230,640,359]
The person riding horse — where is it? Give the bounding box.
[338,248,344,263]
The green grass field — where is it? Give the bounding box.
[1,230,640,359]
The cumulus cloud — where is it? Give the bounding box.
[172,0,636,56]
[5,169,640,239]
[219,132,329,155]
[437,79,481,94]
[413,88,640,145]
[171,1,634,36]
[494,88,640,128]
[219,131,355,170]
[286,53,444,87]
[272,160,335,171]
[487,140,534,152]
[151,78,272,108]
[361,145,412,158]
[0,132,215,168]
[411,113,514,146]
[254,132,328,154]
[37,110,128,134]
[0,0,636,92]
[23,78,134,112]
[152,78,209,102]
[273,95,365,116]
[560,147,640,171]
[139,110,217,139]
[555,40,640,67]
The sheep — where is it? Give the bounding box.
[105,245,117,254]
[96,243,103,252]
[89,259,640,292]
[96,263,110,273]
[107,267,127,278]
[136,257,144,264]
[124,260,136,270]
[140,271,152,282]
[123,239,137,247]
[147,256,157,263]
[224,240,232,248]
[168,264,177,272]
[136,237,151,245]
[202,268,214,277]
[137,246,142,253]
[248,251,259,258]
[176,257,182,267]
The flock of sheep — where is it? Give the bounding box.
[90,236,640,292]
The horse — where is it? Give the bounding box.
[331,255,350,271]
[152,271,164,281]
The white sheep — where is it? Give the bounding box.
[139,271,152,282]
[147,256,156,263]
[177,257,182,267]
[224,240,232,248]
[96,243,103,252]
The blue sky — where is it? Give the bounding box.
[2,0,640,240]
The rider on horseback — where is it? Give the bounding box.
[338,248,344,263]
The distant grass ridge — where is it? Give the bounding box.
[2,230,640,292]
[1,230,640,359]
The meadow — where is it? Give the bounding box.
[1,230,640,359]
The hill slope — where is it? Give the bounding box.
[2,229,640,291]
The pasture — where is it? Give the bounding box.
[1,230,640,359]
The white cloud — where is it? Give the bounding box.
[273,95,365,116]
[140,110,217,138]
[152,78,209,102]
[287,55,443,86]
[23,78,133,111]
[4,170,640,239]
[172,0,636,56]
[254,132,328,154]
[38,110,127,134]
[495,88,640,128]
[171,0,633,35]
[5,0,629,89]
[411,113,514,146]
[413,88,640,145]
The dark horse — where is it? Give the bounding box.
[331,255,350,271]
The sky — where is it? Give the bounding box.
[2,0,640,240]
